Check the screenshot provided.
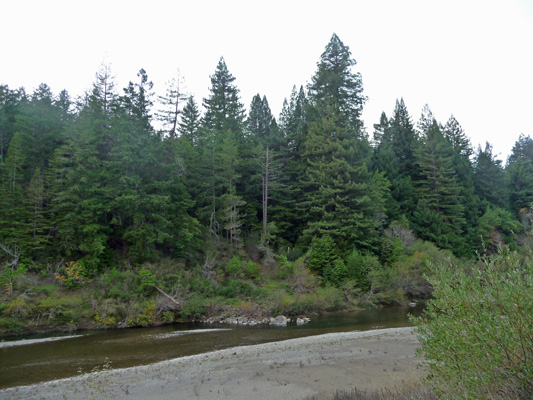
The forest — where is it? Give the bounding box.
[1,34,532,334]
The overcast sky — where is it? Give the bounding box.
[2,0,532,161]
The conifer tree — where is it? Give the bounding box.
[157,71,187,139]
[25,167,49,254]
[0,132,28,249]
[372,111,389,146]
[473,142,507,209]
[301,34,385,251]
[506,134,533,214]
[201,57,246,237]
[413,106,465,251]
[442,115,479,251]
[273,85,308,243]
[203,57,245,134]
[373,99,418,222]
[178,96,202,144]
[0,85,25,164]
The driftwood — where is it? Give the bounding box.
[154,285,181,307]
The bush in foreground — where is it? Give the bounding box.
[412,248,533,399]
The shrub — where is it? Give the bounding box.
[136,267,156,295]
[307,234,338,276]
[131,299,157,326]
[180,295,207,320]
[0,316,23,333]
[1,263,28,294]
[216,279,258,299]
[346,249,381,291]
[412,248,533,399]
[93,313,117,328]
[54,261,86,289]
[267,287,344,316]
[4,297,32,316]
[323,258,348,287]
[38,296,83,325]
[225,256,244,278]
[244,261,261,281]
[276,254,295,279]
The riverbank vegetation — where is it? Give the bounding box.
[1,34,532,336]
[413,248,533,399]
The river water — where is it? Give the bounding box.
[0,305,423,389]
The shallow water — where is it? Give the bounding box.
[0,305,423,388]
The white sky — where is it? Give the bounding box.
[1,0,532,162]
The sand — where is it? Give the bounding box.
[0,327,425,400]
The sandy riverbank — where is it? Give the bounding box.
[0,327,425,400]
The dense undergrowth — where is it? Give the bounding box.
[1,234,456,336]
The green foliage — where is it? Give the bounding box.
[136,267,156,295]
[225,255,244,278]
[413,248,533,399]
[180,295,208,320]
[99,267,136,300]
[473,142,508,209]
[345,249,381,291]
[307,234,338,276]
[415,106,465,236]
[300,34,386,251]
[1,35,533,336]
[323,258,348,287]
[0,316,23,333]
[477,206,521,252]
[378,235,404,266]
[4,297,33,316]
[54,261,86,289]
[216,279,260,299]
[367,240,453,304]
[507,135,533,214]
[33,284,58,296]
[266,287,344,316]
[37,296,83,325]
[130,299,157,327]
[1,262,27,295]
[93,313,116,328]
[162,310,174,323]
[276,254,295,279]
[244,261,261,281]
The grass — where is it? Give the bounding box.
[305,383,438,400]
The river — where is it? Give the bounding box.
[0,305,423,389]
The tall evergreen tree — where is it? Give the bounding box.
[373,99,418,222]
[246,94,279,149]
[0,132,28,249]
[156,71,187,139]
[14,84,66,179]
[442,115,479,251]
[202,57,245,134]
[201,57,246,237]
[372,111,389,146]
[506,134,533,214]
[413,106,465,251]
[0,85,25,164]
[178,96,202,144]
[473,142,507,209]
[301,34,386,251]
[273,85,308,243]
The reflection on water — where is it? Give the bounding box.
[0,305,423,388]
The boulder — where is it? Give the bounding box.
[270,315,289,326]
